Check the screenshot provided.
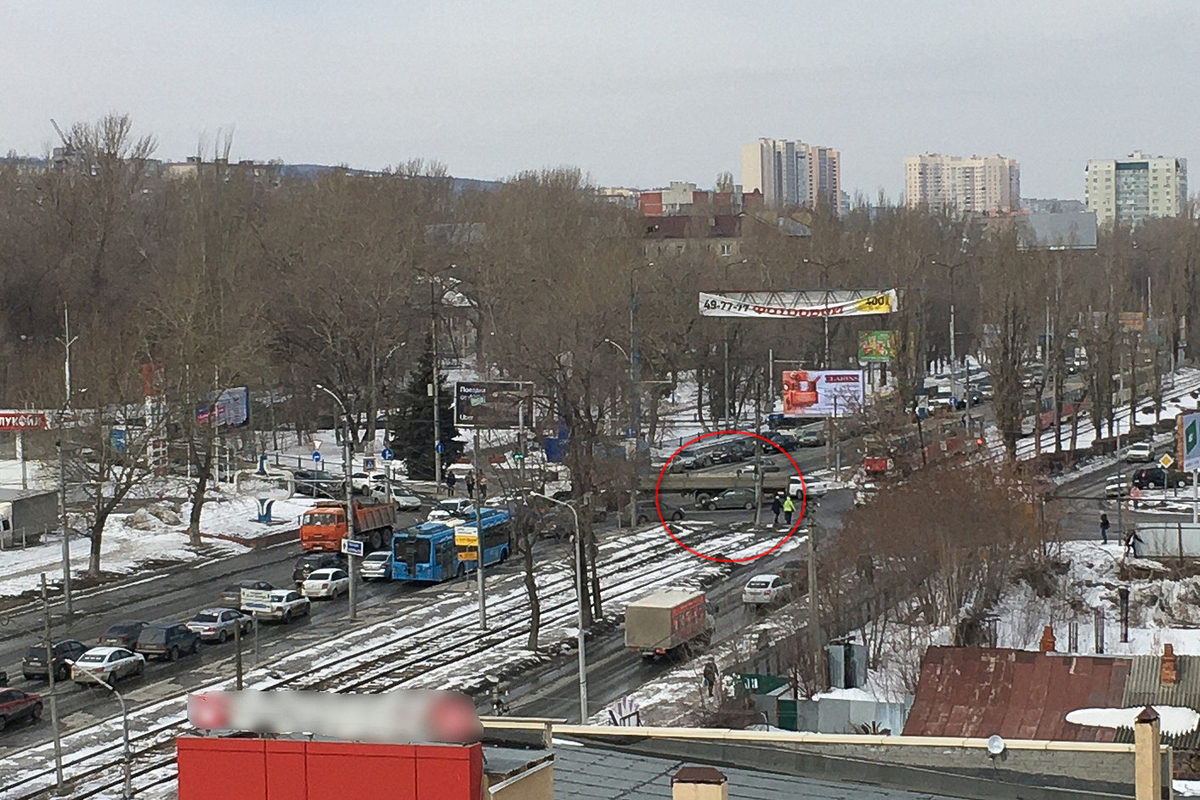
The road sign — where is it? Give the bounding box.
[341,538,364,557]
[363,457,376,472]
[240,588,272,611]
[111,429,127,454]
[1181,412,1200,472]
[312,451,322,464]
[381,447,395,461]
[313,440,322,451]
[0,411,48,431]
[1160,454,1175,469]
[435,441,445,454]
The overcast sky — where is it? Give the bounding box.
[3,1,1196,200]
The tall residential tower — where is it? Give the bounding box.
[740,138,840,213]
[904,153,1020,214]
[1085,152,1188,227]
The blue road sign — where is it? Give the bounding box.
[435,441,445,454]
[312,451,322,463]
[363,457,376,472]
[111,429,127,454]
[381,447,395,461]
[341,538,364,557]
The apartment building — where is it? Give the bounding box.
[1085,151,1188,227]
[904,153,1020,214]
[740,138,841,213]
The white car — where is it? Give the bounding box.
[788,477,835,499]
[302,568,350,599]
[71,646,145,685]
[1104,477,1130,498]
[242,589,312,623]
[1125,442,1154,463]
[368,480,422,511]
[186,608,253,643]
[742,574,790,606]
[360,551,393,581]
[350,472,375,493]
[427,498,475,520]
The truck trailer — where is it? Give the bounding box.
[299,500,398,553]
[0,488,58,547]
[624,589,712,657]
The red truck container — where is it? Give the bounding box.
[623,589,712,657]
[299,500,398,553]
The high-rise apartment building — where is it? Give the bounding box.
[1085,151,1188,227]
[740,138,841,213]
[904,153,1020,214]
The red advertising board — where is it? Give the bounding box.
[0,411,48,431]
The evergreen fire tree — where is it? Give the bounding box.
[391,344,463,480]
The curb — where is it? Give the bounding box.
[207,528,298,550]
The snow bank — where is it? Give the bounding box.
[1066,706,1200,736]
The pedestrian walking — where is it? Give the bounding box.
[770,493,783,526]
[1100,512,1110,544]
[782,494,796,527]
[465,471,475,500]
[1124,529,1144,559]
[702,659,719,699]
[445,471,457,496]
[478,474,488,500]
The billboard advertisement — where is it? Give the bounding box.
[781,370,864,418]
[0,411,48,431]
[1118,311,1145,332]
[197,387,250,429]
[1181,412,1200,473]
[454,381,534,429]
[699,289,899,319]
[857,331,896,362]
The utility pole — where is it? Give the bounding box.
[56,436,72,616]
[316,384,357,621]
[630,270,642,526]
[234,616,244,690]
[40,574,64,791]
[473,427,486,630]
[753,381,763,526]
[723,336,731,425]
[430,279,443,498]
[807,521,821,690]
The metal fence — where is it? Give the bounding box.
[1136,522,1200,559]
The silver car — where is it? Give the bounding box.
[360,551,393,581]
[71,646,145,686]
[186,608,253,643]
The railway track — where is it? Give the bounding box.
[1,523,757,800]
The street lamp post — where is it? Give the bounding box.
[930,260,967,397]
[530,491,587,723]
[316,384,358,622]
[72,664,132,799]
[802,258,848,368]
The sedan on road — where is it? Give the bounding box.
[71,647,145,686]
[742,574,790,606]
[360,550,393,581]
[99,621,148,650]
[700,487,758,511]
[736,458,781,476]
[301,568,350,599]
[186,608,252,643]
[368,478,422,510]
[219,580,276,607]
[22,639,88,682]
[135,623,201,662]
[427,497,475,521]
[292,553,344,585]
[0,688,43,732]
[1125,442,1154,463]
[242,589,311,623]
[618,501,686,525]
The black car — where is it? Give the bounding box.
[619,501,686,525]
[292,469,343,498]
[22,639,88,682]
[763,432,798,452]
[1133,467,1194,490]
[293,552,345,585]
[135,623,201,662]
[99,621,149,649]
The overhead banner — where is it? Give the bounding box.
[781,370,864,418]
[857,331,897,362]
[699,289,899,319]
[454,381,534,429]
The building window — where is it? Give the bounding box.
[720,243,732,257]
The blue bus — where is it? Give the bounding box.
[390,509,511,584]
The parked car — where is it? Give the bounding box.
[292,469,343,498]
[219,580,275,607]
[360,550,393,581]
[618,500,686,526]
[1125,442,1154,463]
[71,647,145,686]
[1132,466,1193,490]
[742,574,790,606]
[293,553,344,585]
[186,608,252,643]
[796,430,824,448]
[302,568,350,599]
[427,497,475,521]
[736,458,781,476]
[700,487,758,511]
[22,639,88,682]
[135,623,201,662]
[0,688,43,731]
[788,477,835,499]
[241,589,311,623]
[99,621,149,650]
[677,447,712,470]
[763,432,799,451]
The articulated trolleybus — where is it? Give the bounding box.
[391,508,512,584]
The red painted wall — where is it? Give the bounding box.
[177,737,483,800]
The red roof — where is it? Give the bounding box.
[903,647,1130,742]
[642,214,742,239]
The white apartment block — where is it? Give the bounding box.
[740,138,840,213]
[904,153,1020,214]
[1085,151,1188,227]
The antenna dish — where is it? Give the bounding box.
[986,734,1006,756]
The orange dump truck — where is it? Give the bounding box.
[299,500,398,553]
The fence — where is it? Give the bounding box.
[1136,522,1200,559]
[0,526,42,549]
